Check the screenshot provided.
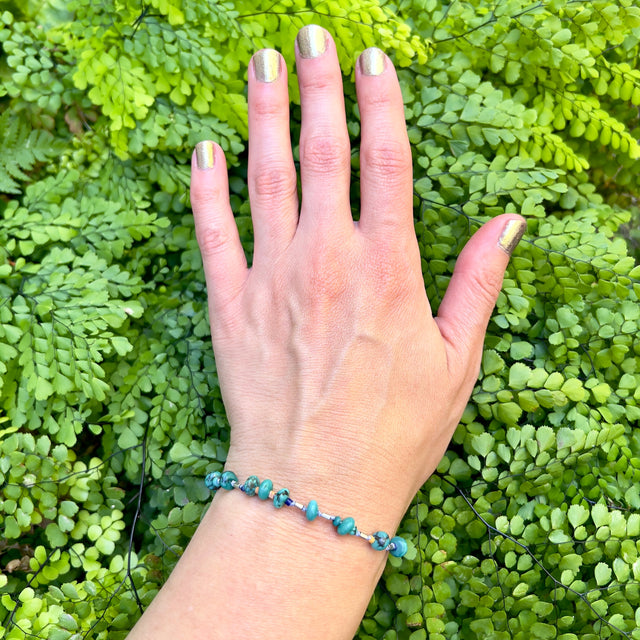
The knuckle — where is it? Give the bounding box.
[364,90,395,110]
[251,97,285,120]
[196,222,234,258]
[251,163,297,201]
[365,246,413,301]
[468,268,504,306]
[303,239,350,302]
[191,183,224,211]
[361,140,412,179]
[306,267,347,303]
[299,70,335,96]
[301,134,350,176]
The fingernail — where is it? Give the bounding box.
[498,219,526,255]
[359,48,385,76]
[254,49,281,83]
[195,141,215,170]
[297,24,326,59]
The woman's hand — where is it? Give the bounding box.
[130,25,525,640]
[190,25,524,533]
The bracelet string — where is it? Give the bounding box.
[205,470,408,558]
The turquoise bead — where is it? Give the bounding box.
[273,488,289,508]
[243,475,260,496]
[220,470,238,490]
[305,500,319,521]
[390,536,408,557]
[258,479,273,500]
[204,471,222,491]
[337,517,356,535]
[372,531,390,550]
[332,516,342,527]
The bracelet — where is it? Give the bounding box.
[205,470,408,557]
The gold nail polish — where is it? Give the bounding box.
[498,219,526,255]
[360,48,385,76]
[195,141,215,170]
[254,49,281,83]
[297,24,326,59]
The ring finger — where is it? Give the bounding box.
[295,25,353,237]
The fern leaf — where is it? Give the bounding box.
[0,111,59,194]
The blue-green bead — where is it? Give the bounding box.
[243,475,260,496]
[258,479,273,500]
[337,517,356,535]
[220,471,238,490]
[305,500,319,521]
[273,488,289,508]
[372,531,390,550]
[390,536,408,557]
[332,516,342,527]
[205,471,222,491]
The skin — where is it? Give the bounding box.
[128,27,524,640]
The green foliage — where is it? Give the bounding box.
[0,112,61,194]
[1,1,639,639]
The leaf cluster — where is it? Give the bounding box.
[0,1,639,639]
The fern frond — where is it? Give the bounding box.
[0,112,59,194]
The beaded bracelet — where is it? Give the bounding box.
[205,470,408,558]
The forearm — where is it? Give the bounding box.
[129,486,390,639]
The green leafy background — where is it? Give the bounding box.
[1,0,639,638]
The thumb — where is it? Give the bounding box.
[435,214,526,372]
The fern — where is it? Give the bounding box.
[0,1,639,639]
[0,112,60,194]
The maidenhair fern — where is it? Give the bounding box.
[0,112,60,194]
[1,1,639,639]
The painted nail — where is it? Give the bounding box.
[297,24,326,59]
[498,219,526,255]
[360,48,385,76]
[254,49,281,83]
[195,141,215,170]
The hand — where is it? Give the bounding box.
[131,25,526,640]
[190,26,524,533]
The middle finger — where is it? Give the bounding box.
[295,25,353,237]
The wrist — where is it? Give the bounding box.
[206,469,409,557]
[222,446,412,537]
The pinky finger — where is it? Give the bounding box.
[191,141,249,314]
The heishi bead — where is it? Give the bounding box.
[258,479,273,500]
[220,470,238,490]
[243,475,260,496]
[389,536,408,557]
[337,517,356,535]
[371,531,390,550]
[273,488,290,508]
[305,499,319,521]
[332,516,342,527]
[204,471,222,491]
